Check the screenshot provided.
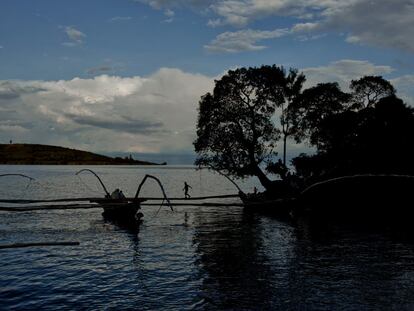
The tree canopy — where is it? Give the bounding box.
[194,67,283,190]
[194,65,414,193]
[291,78,414,184]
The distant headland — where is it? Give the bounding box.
[0,144,163,165]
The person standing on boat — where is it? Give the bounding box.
[111,188,120,199]
[119,190,126,200]
[183,181,192,199]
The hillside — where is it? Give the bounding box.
[0,144,160,165]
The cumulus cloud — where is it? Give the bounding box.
[62,26,86,47]
[391,75,414,106]
[291,22,320,33]
[205,28,289,53]
[303,59,395,89]
[0,81,46,100]
[163,8,175,22]
[64,113,163,134]
[0,69,214,153]
[164,8,175,17]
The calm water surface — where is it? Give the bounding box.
[0,165,414,310]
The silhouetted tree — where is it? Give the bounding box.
[194,67,283,190]
[291,76,414,183]
[289,82,351,150]
[350,75,395,109]
[260,66,306,166]
[196,68,414,193]
[281,68,306,165]
[351,95,414,174]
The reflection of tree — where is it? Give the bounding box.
[192,208,275,309]
[286,222,414,310]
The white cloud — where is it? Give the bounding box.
[303,59,395,89]
[164,9,175,17]
[391,75,414,106]
[205,28,289,53]
[162,8,176,22]
[291,22,320,33]
[63,26,86,46]
[0,69,214,153]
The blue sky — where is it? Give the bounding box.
[0,0,413,158]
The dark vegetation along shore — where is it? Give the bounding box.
[194,65,414,221]
[0,144,160,165]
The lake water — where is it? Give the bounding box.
[1,165,414,310]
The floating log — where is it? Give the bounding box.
[0,241,80,249]
[0,204,103,212]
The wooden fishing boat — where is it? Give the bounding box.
[90,198,146,222]
[76,170,172,224]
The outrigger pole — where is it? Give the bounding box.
[0,174,35,181]
[199,166,244,194]
[135,174,174,211]
[75,169,110,197]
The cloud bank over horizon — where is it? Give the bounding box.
[1,61,413,155]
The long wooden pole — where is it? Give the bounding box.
[0,203,243,212]
[0,204,104,212]
[0,194,240,204]
[0,199,294,212]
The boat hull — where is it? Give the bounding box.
[90,198,146,223]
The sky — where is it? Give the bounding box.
[0,0,413,161]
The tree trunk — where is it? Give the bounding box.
[253,165,273,191]
[283,133,287,166]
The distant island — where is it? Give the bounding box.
[0,144,163,165]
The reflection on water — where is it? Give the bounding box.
[0,165,414,310]
[193,209,276,309]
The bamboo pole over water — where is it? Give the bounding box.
[0,194,241,204]
[0,199,293,212]
[0,202,245,212]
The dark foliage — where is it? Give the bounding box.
[350,75,396,109]
[194,67,283,190]
[194,66,414,194]
[292,88,414,184]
